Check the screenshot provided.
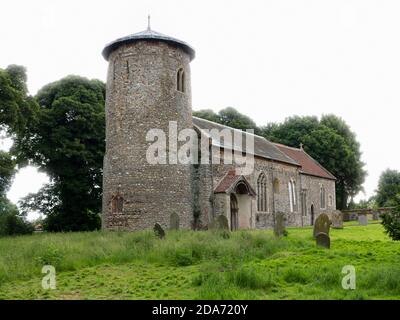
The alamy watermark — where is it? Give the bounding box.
[42,265,56,290]
[341,265,356,290]
[145,121,255,175]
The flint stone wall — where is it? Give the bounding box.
[102,40,193,231]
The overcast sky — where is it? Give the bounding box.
[1,0,399,218]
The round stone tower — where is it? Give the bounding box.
[101,22,195,231]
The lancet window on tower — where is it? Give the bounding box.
[177,68,185,92]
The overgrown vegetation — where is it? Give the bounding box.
[0,223,399,300]
[381,196,400,241]
[376,169,400,207]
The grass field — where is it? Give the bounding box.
[0,222,399,300]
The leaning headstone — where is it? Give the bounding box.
[342,212,350,222]
[358,213,368,226]
[372,211,380,221]
[331,211,343,229]
[154,223,165,239]
[169,212,180,230]
[274,212,286,237]
[313,213,331,238]
[216,215,229,230]
[316,232,330,249]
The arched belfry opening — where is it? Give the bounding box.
[177,68,185,92]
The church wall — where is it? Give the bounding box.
[102,41,194,231]
[195,148,304,229]
[300,175,336,225]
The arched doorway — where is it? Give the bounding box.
[230,193,239,231]
[311,204,315,225]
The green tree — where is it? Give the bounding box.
[0,151,16,195]
[381,195,400,241]
[261,115,366,210]
[260,115,320,147]
[0,65,34,236]
[193,109,220,123]
[376,169,400,207]
[348,196,377,210]
[0,153,33,237]
[194,107,259,134]
[218,107,259,133]
[0,65,38,134]
[14,76,105,231]
[0,197,34,236]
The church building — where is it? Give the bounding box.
[101,22,336,231]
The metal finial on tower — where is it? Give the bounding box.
[147,14,151,30]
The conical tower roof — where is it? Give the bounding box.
[102,21,195,61]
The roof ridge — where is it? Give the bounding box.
[192,116,301,167]
[273,142,301,151]
[192,115,261,138]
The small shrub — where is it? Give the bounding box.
[36,245,64,268]
[216,230,231,239]
[283,230,289,237]
[172,249,194,266]
[381,206,400,240]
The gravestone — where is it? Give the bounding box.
[216,215,229,230]
[313,213,331,238]
[274,212,286,237]
[358,213,368,226]
[331,211,343,229]
[372,211,380,221]
[154,223,165,239]
[316,232,330,249]
[169,212,180,230]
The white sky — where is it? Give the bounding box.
[1,0,399,218]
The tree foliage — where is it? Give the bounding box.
[259,115,320,147]
[0,197,34,236]
[348,196,377,210]
[0,65,34,236]
[194,107,259,134]
[262,115,366,209]
[381,195,400,241]
[375,169,400,207]
[0,151,16,195]
[14,75,105,231]
[0,65,38,134]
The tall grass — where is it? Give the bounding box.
[1,224,399,299]
[0,229,298,286]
